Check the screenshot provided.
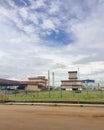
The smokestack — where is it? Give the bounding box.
[48,70,50,90]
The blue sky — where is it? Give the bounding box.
[0,0,104,85]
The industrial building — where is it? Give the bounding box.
[0,79,20,90]
[82,79,104,90]
[0,76,48,92]
[61,71,82,91]
[82,79,95,90]
[19,76,48,91]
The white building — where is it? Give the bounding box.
[61,71,82,91]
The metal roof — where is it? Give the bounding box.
[0,79,20,86]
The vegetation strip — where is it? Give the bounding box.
[0,90,104,104]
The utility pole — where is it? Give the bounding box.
[77,66,80,79]
[85,80,89,97]
[48,70,50,97]
[52,72,55,89]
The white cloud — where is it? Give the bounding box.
[29,0,46,9]
[41,19,55,30]
[0,0,104,85]
[19,7,29,19]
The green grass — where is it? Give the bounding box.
[7,90,104,103]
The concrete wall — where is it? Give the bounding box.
[68,72,77,79]
[61,81,82,86]
[25,85,39,91]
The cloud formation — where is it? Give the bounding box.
[0,0,104,85]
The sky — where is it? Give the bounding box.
[0,0,104,86]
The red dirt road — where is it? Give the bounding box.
[0,105,104,130]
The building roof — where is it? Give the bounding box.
[28,76,47,81]
[68,71,77,73]
[82,79,95,83]
[0,79,20,86]
[19,81,46,85]
[19,81,38,85]
[0,76,47,86]
[61,84,82,86]
[61,80,82,82]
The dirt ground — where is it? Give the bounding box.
[0,105,104,130]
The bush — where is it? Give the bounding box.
[0,94,9,102]
[0,91,9,102]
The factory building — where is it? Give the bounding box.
[20,76,48,91]
[82,79,95,90]
[61,71,82,91]
[0,76,48,92]
[81,79,104,90]
[0,79,20,90]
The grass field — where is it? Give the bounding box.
[7,90,104,102]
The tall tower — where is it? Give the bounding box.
[68,71,78,80]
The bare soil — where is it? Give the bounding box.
[0,105,104,130]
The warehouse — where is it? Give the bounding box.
[0,76,48,92]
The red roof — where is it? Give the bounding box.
[0,79,20,85]
[61,80,82,82]
[28,76,47,81]
[19,81,39,85]
[0,78,47,87]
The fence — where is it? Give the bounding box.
[7,90,104,103]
